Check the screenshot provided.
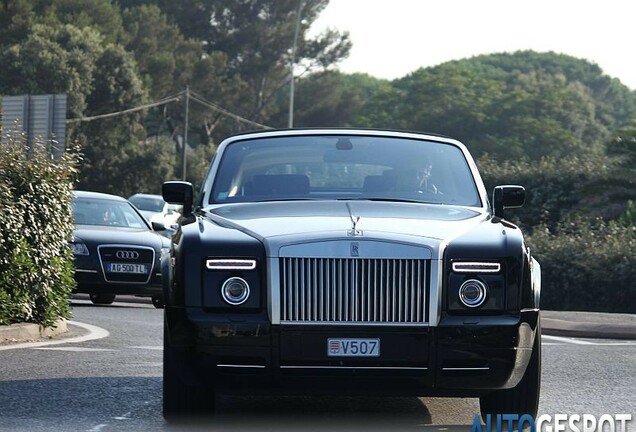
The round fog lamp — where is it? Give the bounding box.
[221,277,250,305]
[459,279,487,308]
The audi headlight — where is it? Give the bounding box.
[69,241,89,256]
[221,277,250,306]
[161,247,170,260]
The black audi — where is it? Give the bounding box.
[70,190,169,308]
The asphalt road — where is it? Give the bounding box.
[0,298,634,432]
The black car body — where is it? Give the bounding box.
[71,191,169,307]
[161,129,541,420]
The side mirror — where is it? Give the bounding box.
[492,185,525,218]
[151,221,166,231]
[162,181,194,215]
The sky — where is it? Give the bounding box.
[310,0,636,90]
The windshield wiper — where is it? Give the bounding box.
[337,197,443,204]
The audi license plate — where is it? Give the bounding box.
[109,263,147,274]
[327,338,380,357]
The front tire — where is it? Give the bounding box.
[480,318,541,419]
[152,295,164,309]
[89,293,116,305]
[163,321,215,421]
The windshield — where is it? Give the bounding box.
[73,197,149,228]
[129,195,166,213]
[210,135,481,206]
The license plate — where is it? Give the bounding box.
[327,338,380,357]
[109,263,147,274]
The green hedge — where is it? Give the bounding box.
[0,132,79,326]
[527,219,636,313]
[478,154,609,231]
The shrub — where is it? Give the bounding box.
[528,218,636,313]
[478,154,609,231]
[0,131,80,326]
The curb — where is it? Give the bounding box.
[0,319,68,343]
[542,317,636,340]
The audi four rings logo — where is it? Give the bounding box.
[116,250,139,259]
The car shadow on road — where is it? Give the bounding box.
[0,376,164,431]
[0,376,470,431]
[205,394,433,431]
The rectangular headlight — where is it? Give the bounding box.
[451,262,501,273]
[206,259,256,270]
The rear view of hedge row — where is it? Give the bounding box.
[0,132,79,326]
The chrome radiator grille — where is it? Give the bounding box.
[280,258,428,324]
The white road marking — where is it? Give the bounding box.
[34,347,115,352]
[0,320,109,351]
[128,345,163,350]
[86,424,107,432]
[128,362,163,368]
[113,411,132,420]
[542,335,597,345]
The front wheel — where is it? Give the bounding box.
[89,293,116,305]
[152,295,164,309]
[480,318,541,419]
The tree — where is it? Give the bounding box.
[128,0,351,125]
[0,23,103,118]
[73,44,159,196]
[204,0,351,123]
[36,0,126,44]
[0,0,34,45]
[360,51,636,161]
[270,71,391,128]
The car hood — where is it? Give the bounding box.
[73,225,168,249]
[204,201,488,252]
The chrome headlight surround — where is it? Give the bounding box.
[221,277,251,306]
[458,279,488,308]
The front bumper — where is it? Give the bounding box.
[165,308,539,397]
[73,268,162,296]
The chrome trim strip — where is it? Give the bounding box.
[428,258,442,327]
[217,364,266,369]
[280,365,428,370]
[442,367,490,371]
[75,269,98,273]
[268,257,280,325]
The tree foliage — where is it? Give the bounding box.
[2,2,636,315]
[377,51,636,161]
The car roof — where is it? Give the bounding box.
[73,190,128,201]
[224,127,456,143]
[128,193,164,200]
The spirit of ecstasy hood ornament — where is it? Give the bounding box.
[346,203,363,236]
